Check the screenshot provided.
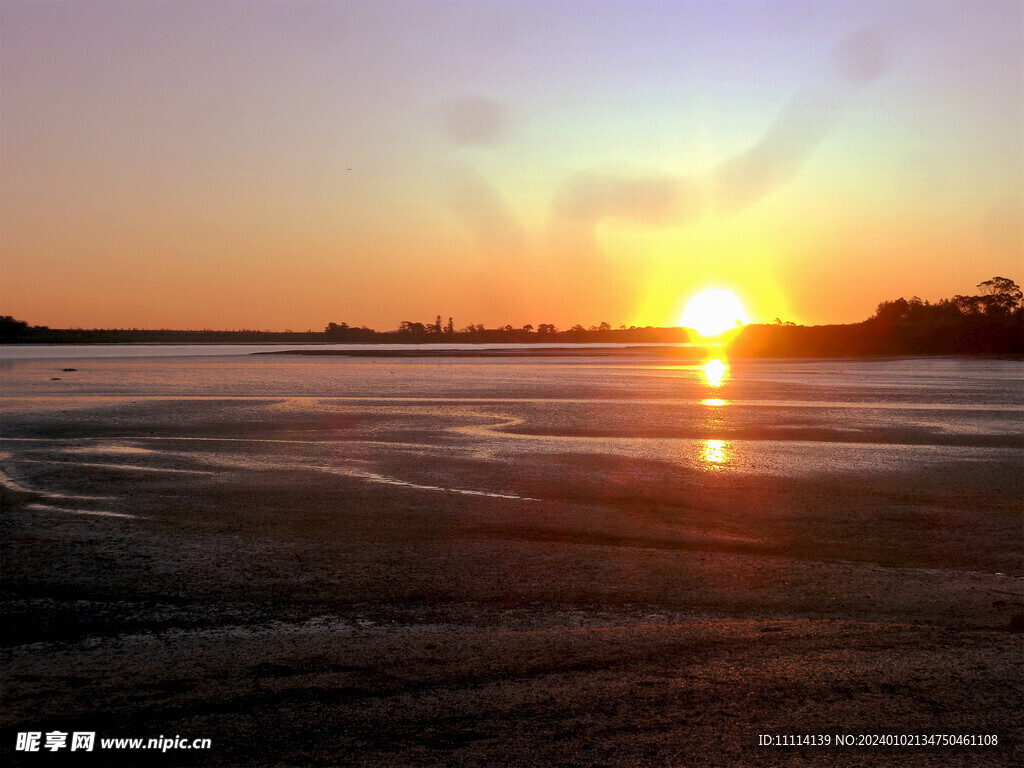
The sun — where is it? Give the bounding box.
[680,289,749,337]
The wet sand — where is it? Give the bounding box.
[256,345,707,358]
[1,366,1022,766]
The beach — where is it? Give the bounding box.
[1,350,1021,766]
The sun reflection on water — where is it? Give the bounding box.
[702,439,729,466]
[702,398,726,406]
[702,358,728,387]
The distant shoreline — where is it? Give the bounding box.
[252,345,709,358]
[251,346,1022,360]
[2,315,1021,357]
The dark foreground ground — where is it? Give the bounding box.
[1,396,1022,767]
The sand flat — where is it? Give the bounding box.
[1,356,1021,765]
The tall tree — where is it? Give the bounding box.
[977,277,1023,313]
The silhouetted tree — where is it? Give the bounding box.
[978,276,1022,302]
[872,298,910,324]
[860,277,1022,355]
[977,277,1022,316]
[0,315,30,335]
[399,321,427,335]
[947,295,983,315]
[324,321,350,340]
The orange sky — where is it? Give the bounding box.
[2,2,1021,331]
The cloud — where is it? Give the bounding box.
[549,24,890,237]
[439,96,509,147]
[445,161,526,257]
[832,24,888,84]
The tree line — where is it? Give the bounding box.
[3,277,1021,354]
[731,277,1022,357]
[324,316,626,342]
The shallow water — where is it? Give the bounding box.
[1,349,1022,507]
[0,341,694,360]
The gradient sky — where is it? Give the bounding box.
[2,1,1021,331]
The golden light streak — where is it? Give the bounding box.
[702,439,729,466]
[702,358,728,387]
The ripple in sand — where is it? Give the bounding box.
[23,503,136,519]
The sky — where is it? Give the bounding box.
[2,0,1021,332]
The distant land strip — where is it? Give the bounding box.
[2,278,1022,356]
[254,346,708,358]
[1,321,1021,357]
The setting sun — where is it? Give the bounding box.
[681,290,750,337]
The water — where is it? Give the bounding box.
[0,342,696,360]
[1,347,1022,513]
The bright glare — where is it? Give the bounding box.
[702,439,729,465]
[702,358,728,387]
[681,289,749,336]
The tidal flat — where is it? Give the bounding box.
[1,350,1022,766]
